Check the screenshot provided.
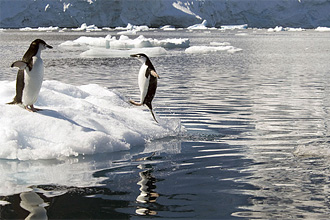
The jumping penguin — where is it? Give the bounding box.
[8,39,53,112]
[129,53,160,123]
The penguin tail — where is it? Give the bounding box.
[129,100,143,106]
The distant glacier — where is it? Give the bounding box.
[0,0,330,28]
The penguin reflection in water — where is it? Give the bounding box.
[130,53,160,123]
[8,39,53,112]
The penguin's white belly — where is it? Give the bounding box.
[138,63,149,103]
[22,57,44,106]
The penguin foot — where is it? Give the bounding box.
[150,109,158,123]
[25,105,42,112]
[129,100,143,106]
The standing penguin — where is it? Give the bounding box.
[130,53,160,123]
[8,39,53,112]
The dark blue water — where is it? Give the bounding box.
[1,29,330,219]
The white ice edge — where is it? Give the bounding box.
[0,80,185,161]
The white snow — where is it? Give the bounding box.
[0,80,184,161]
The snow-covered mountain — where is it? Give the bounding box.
[0,0,329,28]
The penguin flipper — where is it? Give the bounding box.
[11,60,28,70]
[129,100,143,106]
[150,70,160,79]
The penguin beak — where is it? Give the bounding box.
[46,44,53,49]
[130,54,138,58]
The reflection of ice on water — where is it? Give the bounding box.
[20,191,48,220]
[135,154,159,216]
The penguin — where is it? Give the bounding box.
[129,53,160,123]
[8,39,53,112]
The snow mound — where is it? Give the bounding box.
[185,42,242,54]
[60,35,190,49]
[0,80,184,160]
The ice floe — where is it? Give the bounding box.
[187,19,208,30]
[185,42,242,54]
[115,23,150,35]
[19,26,60,32]
[72,23,102,32]
[315,27,330,32]
[268,26,306,32]
[221,24,248,30]
[60,35,190,49]
[0,80,184,160]
[81,47,167,58]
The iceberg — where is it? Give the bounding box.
[0,80,184,161]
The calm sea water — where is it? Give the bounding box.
[0,29,330,219]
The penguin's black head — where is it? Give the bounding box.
[130,53,149,63]
[31,39,53,50]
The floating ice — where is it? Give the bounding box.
[185,42,242,54]
[221,24,248,30]
[60,35,112,48]
[187,19,208,30]
[72,23,101,31]
[267,26,285,32]
[80,47,167,58]
[60,35,190,49]
[160,25,176,31]
[0,80,184,160]
[19,26,59,32]
[116,23,150,35]
[315,27,330,32]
